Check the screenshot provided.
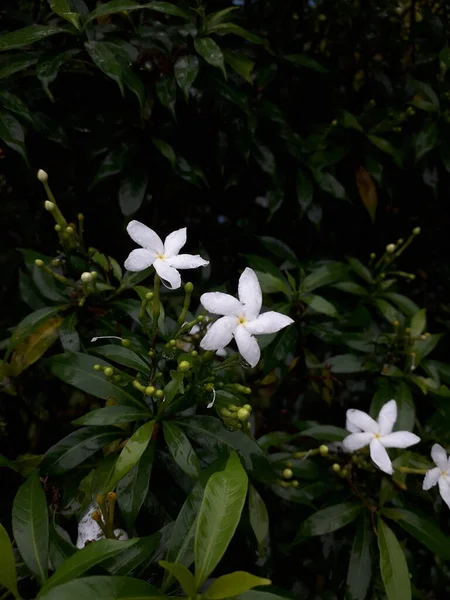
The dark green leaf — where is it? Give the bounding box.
[300,502,361,536]
[85,0,147,24]
[39,575,167,600]
[313,170,346,200]
[7,306,62,356]
[73,406,151,427]
[347,257,373,284]
[108,420,155,489]
[49,0,81,29]
[297,424,347,442]
[194,37,226,78]
[49,523,76,571]
[92,344,151,375]
[207,23,264,45]
[41,427,123,475]
[174,55,200,100]
[346,513,372,600]
[395,382,415,432]
[0,110,28,163]
[0,26,69,51]
[301,263,347,292]
[59,312,80,353]
[145,1,192,19]
[105,533,160,574]
[284,53,328,73]
[163,422,201,479]
[12,471,49,584]
[85,41,127,95]
[297,170,313,213]
[0,54,39,79]
[37,49,80,100]
[119,168,148,216]
[152,138,176,166]
[301,294,337,317]
[326,354,368,373]
[374,299,401,325]
[377,518,411,600]
[415,120,438,162]
[156,75,177,119]
[368,135,401,165]
[410,309,426,337]
[248,484,269,551]
[0,523,19,599]
[159,560,196,597]
[382,293,419,317]
[223,50,254,84]
[259,236,298,263]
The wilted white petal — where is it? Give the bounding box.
[423,467,441,491]
[381,431,420,449]
[114,528,129,542]
[342,432,374,452]
[439,477,450,509]
[431,443,448,471]
[238,268,262,320]
[200,316,237,350]
[76,504,104,549]
[127,220,163,253]
[377,400,397,436]
[370,438,393,474]
[234,326,260,368]
[245,311,294,335]
[164,227,186,257]
[167,254,209,269]
[346,418,362,434]
[207,388,216,409]
[154,258,181,290]
[91,336,122,343]
[346,409,378,434]
[201,292,243,316]
[124,248,155,272]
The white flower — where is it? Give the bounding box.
[191,320,226,357]
[200,267,294,368]
[76,503,128,548]
[422,444,450,509]
[124,221,209,290]
[343,400,420,474]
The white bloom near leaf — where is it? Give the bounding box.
[343,400,420,474]
[124,221,209,290]
[191,320,227,357]
[423,444,450,509]
[76,503,128,548]
[200,267,294,367]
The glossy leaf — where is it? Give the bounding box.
[156,75,177,119]
[248,484,269,551]
[85,41,127,95]
[194,37,226,78]
[49,0,81,29]
[285,53,328,73]
[355,166,377,223]
[301,263,347,292]
[195,451,248,587]
[73,405,151,427]
[41,426,122,475]
[145,1,192,19]
[346,513,372,600]
[394,382,415,432]
[37,49,80,100]
[205,571,271,599]
[347,257,373,284]
[0,54,39,79]
[174,55,199,100]
[163,422,201,479]
[152,138,176,166]
[104,533,160,575]
[159,560,196,596]
[48,352,144,407]
[368,135,401,165]
[410,309,426,337]
[0,25,68,51]
[313,170,346,200]
[302,294,337,317]
[0,523,19,599]
[85,0,151,24]
[12,471,49,584]
[300,502,361,536]
[0,110,28,163]
[326,354,367,373]
[377,518,411,600]
[10,316,62,376]
[39,575,167,600]
[49,523,76,571]
[223,50,255,84]
[108,420,155,489]
[415,120,438,162]
[119,169,148,216]
[92,344,151,375]
[207,22,264,45]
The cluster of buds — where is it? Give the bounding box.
[91,492,119,539]
[93,364,122,384]
[132,378,164,400]
[219,403,252,430]
[369,227,421,282]
[277,445,330,489]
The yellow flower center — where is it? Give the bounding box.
[374,433,381,439]
[156,253,165,260]
[442,471,448,477]
[238,316,247,325]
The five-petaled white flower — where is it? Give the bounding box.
[200,267,294,368]
[422,444,450,509]
[343,400,420,474]
[124,221,209,290]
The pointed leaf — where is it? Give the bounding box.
[85,41,127,95]
[355,166,377,223]
[92,344,151,375]
[0,54,39,79]
[163,422,201,479]
[313,170,346,199]
[10,316,62,376]
[0,25,69,51]
[194,37,226,78]
[39,575,166,600]
[174,55,199,100]
[300,502,361,536]
[159,560,196,596]
[0,110,28,163]
[0,523,19,599]
[156,75,177,119]
[410,309,426,337]
[49,0,81,29]
[204,571,271,599]
[152,138,176,166]
[145,1,192,19]
[346,512,373,600]
[377,518,411,600]
[207,23,264,45]
[37,49,80,100]
[119,169,148,216]
[301,294,337,317]
[73,406,151,427]
[108,420,155,489]
[248,484,269,552]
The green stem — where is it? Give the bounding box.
[152,274,161,343]
[178,284,193,326]
[212,353,240,372]
[397,466,427,475]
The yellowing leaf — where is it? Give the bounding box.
[10,317,63,376]
[356,166,377,223]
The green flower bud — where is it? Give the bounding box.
[54,224,62,232]
[237,407,250,421]
[90,271,98,279]
[243,404,252,412]
[104,368,114,377]
[184,282,194,293]
[191,350,198,357]
[332,463,341,473]
[35,259,44,268]
[413,227,421,235]
[44,200,55,211]
[319,445,329,456]
[169,339,176,347]
[178,361,191,372]
[283,468,293,479]
[114,375,121,382]
[145,386,155,396]
[369,252,376,259]
[197,315,204,321]
[220,408,233,418]
[81,272,93,283]
[93,364,102,371]
[37,169,48,182]
[155,390,164,400]
[66,226,75,235]
[121,339,131,347]
[145,292,153,300]
[386,243,396,254]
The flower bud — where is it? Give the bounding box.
[145,292,153,300]
[44,200,55,211]
[393,320,399,327]
[93,364,102,371]
[341,468,349,477]
[91,510,102,522]
[54,224,62,232]
[282,468,293,479]
[78,213,84,221]
[155,389,164,400]
[35,259,44,268]
[90,271,98,279]
[104,368,114,377]
[81,272,93,283]
[413,227,421,235]
[331,119,337,126]
[319,445,329,456]
[237,407,250,421]
[332,463,341,473]
[197,315,204,321]
[243,404,252,412]
[107,491,117,502]
[178,361,191,372]
[66,226,75,235]
[37,169,48,182]
[184,282,194,293]
[369,252,376,259]
[397,238,404,245]
[191,350,198,356]
[386,243,395,254]
[114,375,121,382]
[145,386,155,396]
[169,339,176,347]
[292,480,299,488]
[220,408,233,418]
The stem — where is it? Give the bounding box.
[41,264,74,286]
[212,353,240,372]
[178,285,192,326]
[151,274,161,344]
[397,466,427,475]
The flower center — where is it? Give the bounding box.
[156,253,165,260]
[441,471,448,477]
[374,433,381,439]
[238,315,247,325]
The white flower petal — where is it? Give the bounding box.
[200,292,243,316]
[127,220,163,253]
[377,400,397,436]
[238,268,262,320]
[167,254,209,269]
[423,467,441,491]
[124,248,155,272]
[234,325,261,368]
[245,311,294,335]
[369,438,393,474]
[439,476,450,509]
[200,316,237,350]
[381,431,420,449]
[154,258,181,290]
[342,432,374,452]
[346,409,378,434]
[164,227,187,257]
[346,418,362,433]
[431,443,448,471]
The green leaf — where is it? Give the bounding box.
[346,513,372,600]
[347,257,373,284]
[159,561,196,596]
[326,354,367,373]
[93,344,151,375]
[41,427,123,475]
[59,312,81,352]
[395,382,415,432]
[374,298,401,325]
[333,281,367,295]
[108,420,155,489]
[85,0,145,24]
[223,50,254,84]
[12,471,49,584]
[382,293,419,317]
[259,236,298,263]
[85,41,127,95]
[368,135,401,165]
[410,309,426,337]
[377,518,411,600]
[8,307,61,356]
[195,451,248,588]
[119,168,148,216]
[300,502,361,536]
[73,406,151,427]
[297,170,313,213]
[415,120,438,162]
[39,541,140,594]
[104,533,160,575]
[156,75,177,119]
[301,294,337,317]
[0,110,28,163]
[48,352,144,408]
[176,416,275,483]
[0,523,19,599]
[264,326,297,373]
[301,263,347,292]
[174,55,200,100]
[284,53,328,73]
[254,271,290,296]
[49,0,81,29]
[152,138,176,166]
[204,571,271,599]
[0,25,69,51]
[207,23,264,45]
[0,54,39,79]
[163,422,201,479]
[194,37,226,78]
[313,170,346,200]
[39,575,167,600]
[248,484,269,552]
[296,424,347,442]
[145,1,192,20]
[117,441,155,531]
[382,508,450,559]
[49,523,76,570]
[205,7,238,27]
